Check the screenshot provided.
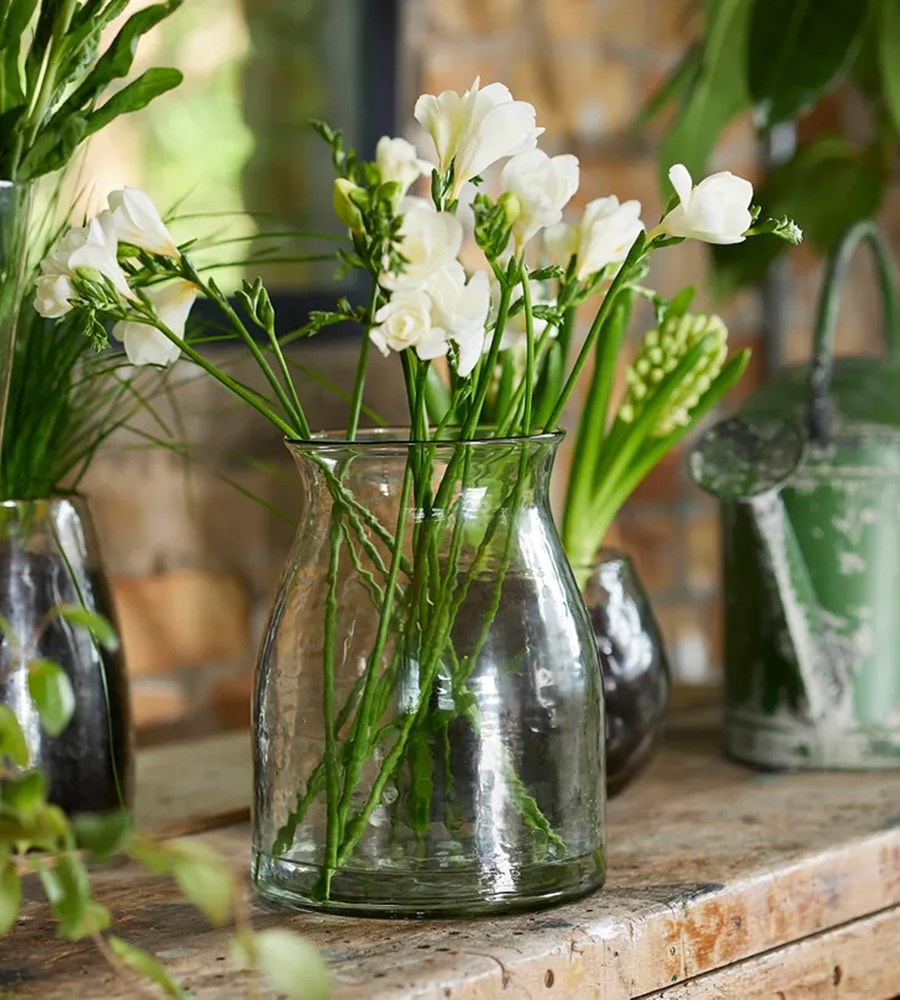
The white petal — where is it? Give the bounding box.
[108,187,179,257]
[667,164,693,209]
[116,320,182,367]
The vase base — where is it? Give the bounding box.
[251,849,606,918]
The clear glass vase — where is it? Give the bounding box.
[252,431,606,917]
[0,497,133,812]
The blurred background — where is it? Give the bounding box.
[79,0,893,741]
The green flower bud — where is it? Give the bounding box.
[620,312,730,437]
[498,192,521,227]
[333,178,365,231]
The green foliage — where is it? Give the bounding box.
[657,0,751,188]
[747,0,868,127]
[0,703,28,766]
[232,929,333,1000]
[0,626,325,997]
[51,606,119,652]
[711,137,884,297]
[644,0,889,293]
[0,857,21,935]
[0,0,184,181]
[108,937,191,999]
[27,660,76,737]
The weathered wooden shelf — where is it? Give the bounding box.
[4,704,899,998]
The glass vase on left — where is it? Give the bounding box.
[0,181,33,449]
[0,498,133,812]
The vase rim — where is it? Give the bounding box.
[572,546,634,571]
[285,427,565,450]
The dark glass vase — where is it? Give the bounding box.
[0,498,132,813]
[580,549,670,797]
[253,432,606,917]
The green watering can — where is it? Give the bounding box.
[690,222,900,769]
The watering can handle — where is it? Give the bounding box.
[808,221,900,444]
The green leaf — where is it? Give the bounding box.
[658,0,751,186]
[633,43,702,131]
[880,0,900,131]
[710,136,885,297]
[232,929,332,1000]
[51,605,119,651]
[36,853,109,940]
[108,937,191,999]
[64,1,184,111]
[0,704,28,767]
[0,858,21,936]
[84,67,183,137]
[0,771,47,823]
[17,113,88,181]
[73,811,134,860]
[27,660,76,737]
[169,840,234,926]
[747,0,869,128]
[131,837,234,926]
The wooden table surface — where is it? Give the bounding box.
[4,705,900,999]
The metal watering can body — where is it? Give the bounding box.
[691,225,900,769]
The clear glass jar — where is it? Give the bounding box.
[252,432,606,916]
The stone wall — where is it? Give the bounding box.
[86,0,890,740]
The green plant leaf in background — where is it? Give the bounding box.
[0,856,21,935]
[232,929,332,1000]
[108,937,191,1000]
[27,660,76,738]
[711,136,886,298]
[879,0,900,131]
[747,0,870,128]
[657,0,752,186]
[84,67,183,140]
[73,811,134,861]
[132,837,234,926]
[52,606,119,652]
[37,852,111,940]
[0,770,46,824]
[0,703,28,766]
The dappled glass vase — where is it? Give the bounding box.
[0,498,132,812]
[252,431,606,917]
[580,550,670,797]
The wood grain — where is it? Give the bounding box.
[134,729,251,836]
[3,710,899,999]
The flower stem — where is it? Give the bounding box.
[347,281,380,438]
[543,234,646,432]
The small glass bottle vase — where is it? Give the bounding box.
[252,432,606,917]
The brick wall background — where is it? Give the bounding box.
[84,0,891,741]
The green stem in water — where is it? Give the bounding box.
[520,271,536,435]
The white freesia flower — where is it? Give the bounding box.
[369,289,448,361]
[112,280,197,367]
[500,150,580,250]
[426,263,491,376]
[34,213,132,318]
[107,187,180,257]
[657,164,753,245]
[414,78,543,193]
[380,198,464,291]
[375,136,432,197]
[545,196,645,279]
[490,277,553,351]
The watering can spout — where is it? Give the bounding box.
[689,414,846,722]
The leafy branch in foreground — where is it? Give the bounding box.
[0,607,330,999]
